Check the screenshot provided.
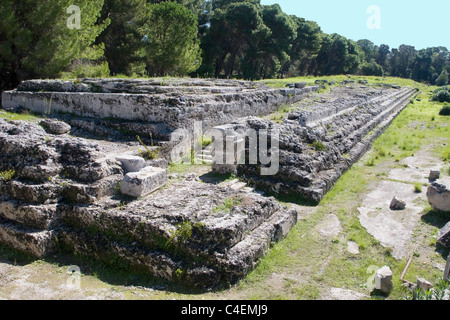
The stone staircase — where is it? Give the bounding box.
[211,86,418,203]
[0,118,296,289]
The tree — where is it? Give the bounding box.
[436,70,449,86]
[283,16,322,76]
[96,0,147,76]
[141,1,202,76]
[357,39,378,63]
[313,34,363,75]
[202,0,267,78]
[241,4,296,79]
[390,44,416,78]
[360,59,383,76]
[0,0,108,92]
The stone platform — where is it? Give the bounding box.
[2,78,318,137]
[0,78,418,288]
[0,119,296,288]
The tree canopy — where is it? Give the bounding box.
[1,0,449,93]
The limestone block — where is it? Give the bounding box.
[120,167,168,198]
[427,182,450,212]
[374,266,393,293]
[40,119,71,135]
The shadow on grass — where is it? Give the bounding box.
[421,209,450,259]
[0,242,220,296]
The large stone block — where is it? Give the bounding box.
[427,181,450,212]
[120,166,168,198]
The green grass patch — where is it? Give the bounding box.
[0,110,43,122]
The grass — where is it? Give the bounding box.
[212,196,243,213]
[0,109,43,122]
[413,182,422,193]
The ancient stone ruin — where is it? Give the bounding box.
[0,78,417,288]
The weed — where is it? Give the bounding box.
[212,196,243,213]
[0,169,15,182]
[312,140,327,152]
[137,134,160,160]
[413,182,422,193]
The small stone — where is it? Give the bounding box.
[374,266,393,293]
[294,82,306,89]
[417,278,434,292]
[390,197,406,211]
[429,169,440,181]
[347,241,360,255]
[115,155,146,173]
[40,119,71,135]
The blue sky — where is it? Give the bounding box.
[260,0,450,50]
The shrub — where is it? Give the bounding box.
[431,87,450,103]
[436,70,449,87]
[137,135,160,160]
[439,105,450,116]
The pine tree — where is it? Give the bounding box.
[96,0,147,76]
[0,0,108,92]
[141,1,202,76]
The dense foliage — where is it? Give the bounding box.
[1,0,449,92]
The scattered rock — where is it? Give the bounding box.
[40,119,71,135]
[426,182,450,212]
[429,169,440,181]
[390,197,406,211]
[438,222,450,247]
[295,82,306,89]
[417,278,434,292]
[374,266,393,293]
[347,241,360,255]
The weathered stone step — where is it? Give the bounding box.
[59,181,287,262]
[0,218,55,257]
[55,206,297,288]
[0,198,57,229]
[215,208,297,280]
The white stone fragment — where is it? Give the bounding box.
[116,155,146,173]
